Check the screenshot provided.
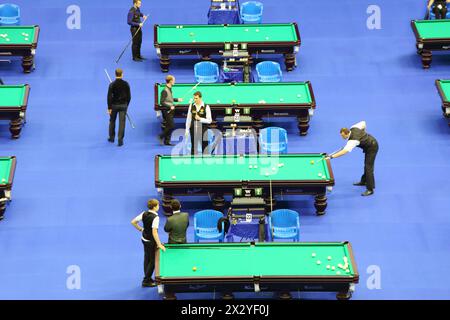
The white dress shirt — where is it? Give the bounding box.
[185,102,212,134]
[134,210,159,242]
[343,121,366,152]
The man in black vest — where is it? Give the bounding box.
[127,0,147,62]
[185,91,212,155]
[327,121,379,196]
[159,75,183,146]
[107,68,131,146]
[164,199,189,244]
[131,199,166,287]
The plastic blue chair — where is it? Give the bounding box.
[255,61,282,82]
[194,210,225,242]
[268,209,300,242]
[429,3,450,19]
[240,1,263,24]
[258,127,288,154]
[0,4,20,26]
[194,61,219,83]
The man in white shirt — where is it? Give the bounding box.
[185,91,212,155]
[131,199,166,287]
[327,121,379,196]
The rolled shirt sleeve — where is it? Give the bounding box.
[185,104,192,133]
[199,105,212,124]
[343,140,360,152]
[351,121,366,130]
[152,216,160,229]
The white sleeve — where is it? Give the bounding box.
[343,140,360,152]
[152,216,160,229]
[133,212,144,222]
[351,121,366,130]
[185,104,192,132]
[200,105,212,124]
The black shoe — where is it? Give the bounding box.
[361,190,374,196]
[353,181,366,186]
[133,58,143,62]
[108,138,114,143]
[142,280,156,287]
[158,135,164,145]
[164,142,174,146]
[118,141,124,147]
[138,56,147,60]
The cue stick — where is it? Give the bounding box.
[104,68,136,129]
[316,149,342,163]
[167,81,202,114]
[115,14,149,64]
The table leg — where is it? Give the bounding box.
[314,194,327,216]
[277,292,292,300]
[264,196,276,213]
[336,290,352,300]
[22,55,34,73]
[0,202,5,221]
[163,292,177,300]
[222,292,234,300]
[421,50,432,69]
[297,113,310,136]
[160,55,170,72]
[201,54,211,61]
[284,53,296,71]
[9,118,22,139]
[161,195,174,215]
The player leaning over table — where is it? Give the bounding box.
[128,0,148,62]
[427,0,450,19]
[131,199,166,287]
[326,121,379,197]
[185,91,212,155]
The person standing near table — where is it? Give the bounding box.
[158,75,183,146]
[164,199,189,244]
[128,0,147,62]
[131,199,166,287]
[185,91,212,155]
[107,68,130,147]
[327,121,379,197]
[427,0,450,19]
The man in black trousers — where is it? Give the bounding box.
[159,75,183,146]
[327,121,379,196]
[128,0,147,62]
[107,68,131,146]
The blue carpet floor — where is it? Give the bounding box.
[0,0,449,300]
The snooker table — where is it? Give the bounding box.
[155,153,334,215]
[411,19,450,69]
[155,242,359,300]
[435,79,450,125]
[0,84,30,138]
[154,81,316,135]
[0,26,40,73]
[154,23,300,72]
[0,156,17,220]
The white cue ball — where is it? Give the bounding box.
[265,173,269,176]
[326,265,330,269]
[245,29,249,32]
[297,94,301,97]
[328,256,332,260]
[316,260,321,265]
[254,165,258,169]
[265,37,269,40]
[331,266,335,270]
[311,253,316,257]
[336,271,341,275]
[318,173,322,176]
[172,176,176,179]
[279,98,284,101]
[25,38,29,41]
[217,100,220,103]
[249,165,253,169]
[256,29,259,32]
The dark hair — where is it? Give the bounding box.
[170,199,181,211]
[193,91,202,98]
[115,68,123,77]
[147,199,159,210]
[340,128,350,135]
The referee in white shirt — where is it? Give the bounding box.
[185,91,212,155]
[327,121,379,196]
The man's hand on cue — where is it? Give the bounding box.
[195,115,201,121]
[178,98,183,102]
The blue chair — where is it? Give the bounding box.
[268,209,300,242]
[255,61,282,82]
[194,61,219,83]
[194,210,225,242]
[0,4,20,26]
[240,1,263,24]
[258,127,288,154]
[429,3,450,19]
